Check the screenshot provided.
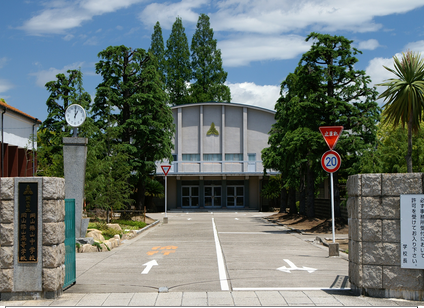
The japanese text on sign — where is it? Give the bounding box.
[18,183,38,263]
[400,195,424,269]
[324,131,339,137]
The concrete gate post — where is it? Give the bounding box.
[347,173,424,301]
[0,177,66,301]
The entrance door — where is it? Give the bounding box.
[204,186,222,208]
[227,186,244,207]
[182,186,199,208]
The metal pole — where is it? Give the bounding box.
[330,172,336,243]
[165,175,168,218]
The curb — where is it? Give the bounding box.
[135,219,160,234]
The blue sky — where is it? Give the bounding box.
[1,0,424,122]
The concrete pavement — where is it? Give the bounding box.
[2,211,424,306]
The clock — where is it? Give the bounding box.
[65,104,86,127]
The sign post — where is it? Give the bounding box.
[161,165,171,224]
[319,126,343,256]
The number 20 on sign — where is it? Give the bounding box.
[321,150,341,173]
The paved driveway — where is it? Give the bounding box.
[67,212,349,293]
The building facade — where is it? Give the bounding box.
[156,102,277,211]
[0,101,41,177]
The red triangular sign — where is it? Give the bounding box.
[161,165,171,176]
[319,126,343,150]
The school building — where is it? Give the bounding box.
[156,102,277,211]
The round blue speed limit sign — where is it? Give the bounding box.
[321,150,341,173]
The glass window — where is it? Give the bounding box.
[248,153,256,161]
[225,154,243,161]
[182,154,200,161]
[203,154,222,161]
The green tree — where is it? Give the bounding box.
[190,13,231,103]
[376,51,424,173]
[263,33,380,218]
[164,17,192,105]
[149,21,166,85]
[93,45,175,211]
[37,69,91,177]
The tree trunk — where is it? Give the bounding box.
[288,187,297,214]
[299,169,306,215]
[279,187,288,213]
[135,180,146,211]
[406,110,413,173]
[306,159,315,218]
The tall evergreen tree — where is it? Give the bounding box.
[93,45,175,210]
[37,69,91,177]
[190,13,231,103]
[165,17,192,105]
[149,21,166,85]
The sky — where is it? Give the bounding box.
[1,0,424,122]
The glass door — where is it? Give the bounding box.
[227,186,244,207]
[204,186,222,208]
[182,186,199,208]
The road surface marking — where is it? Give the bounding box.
[147,246,178,256]
[277,259,317,273]
[219,232,270,234]
[233,287,351,291]
[212,218,230,291]
[141,260,158,274]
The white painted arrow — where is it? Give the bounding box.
[141,260,158,274]
[277,259,317,273]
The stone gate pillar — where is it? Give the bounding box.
[347,173,424,301]
[0,177,65,301]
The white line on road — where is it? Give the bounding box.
[219,232,270,234]
[212,218,230,291]
[233,287,351,291]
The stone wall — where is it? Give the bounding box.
[0,177,66,300]
[347,173,424,300]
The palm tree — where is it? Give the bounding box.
[377,51,424,173]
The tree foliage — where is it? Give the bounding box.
[37,69,91,177]
[149,21,166,85]
[190,14,231,103]
[263,32,380,218]
[165,17,192,105]
[93,45,175,210]
[376,51,424,172]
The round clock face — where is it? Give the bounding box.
[65,104,86,127]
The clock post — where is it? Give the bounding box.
[63,104,89,238]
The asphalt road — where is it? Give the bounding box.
[66,212,349,294]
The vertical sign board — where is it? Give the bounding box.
[401,194,424,269]
[18,182,38,263]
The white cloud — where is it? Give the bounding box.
[0,80,14,93]
[358,39,380,50]
[30,62,85,87]
[404,40,424,53]
[20,0,144,35]
[139,0,208,29]
[220,34,311,66]
[227,82,280,111]
[63,34,74,41]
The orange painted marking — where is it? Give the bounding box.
[147,251,159,256]
[160,246,178,250]
[162,250,176,256]
[151,246,161,250]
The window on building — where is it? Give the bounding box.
[225,154,243,161]
[248,153,256,161]
[182,154,200,161]
[203,154,222,161]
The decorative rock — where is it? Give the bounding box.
[0,200,14,223]
[43,200,65,223]
[347,174,361,197]
[0,269,13,292]
[382,173,423,196]
[0,223,14,246]
[76,237,94,245]
[382,220,400,243]
[361,197,382,219]
[42,177,65,200]
[86,230,105,242]
[80,244,98,253]
[0,178,14,200]
[43,244,65,268]
[0,246,13,268]
[43,222,65,245]
[362,265,382,288]
[381,197,400,219]
[383,266,424,289]
[106,223,122,231]
[362,219,382,242]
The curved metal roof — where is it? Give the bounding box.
[171,102,275,114]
